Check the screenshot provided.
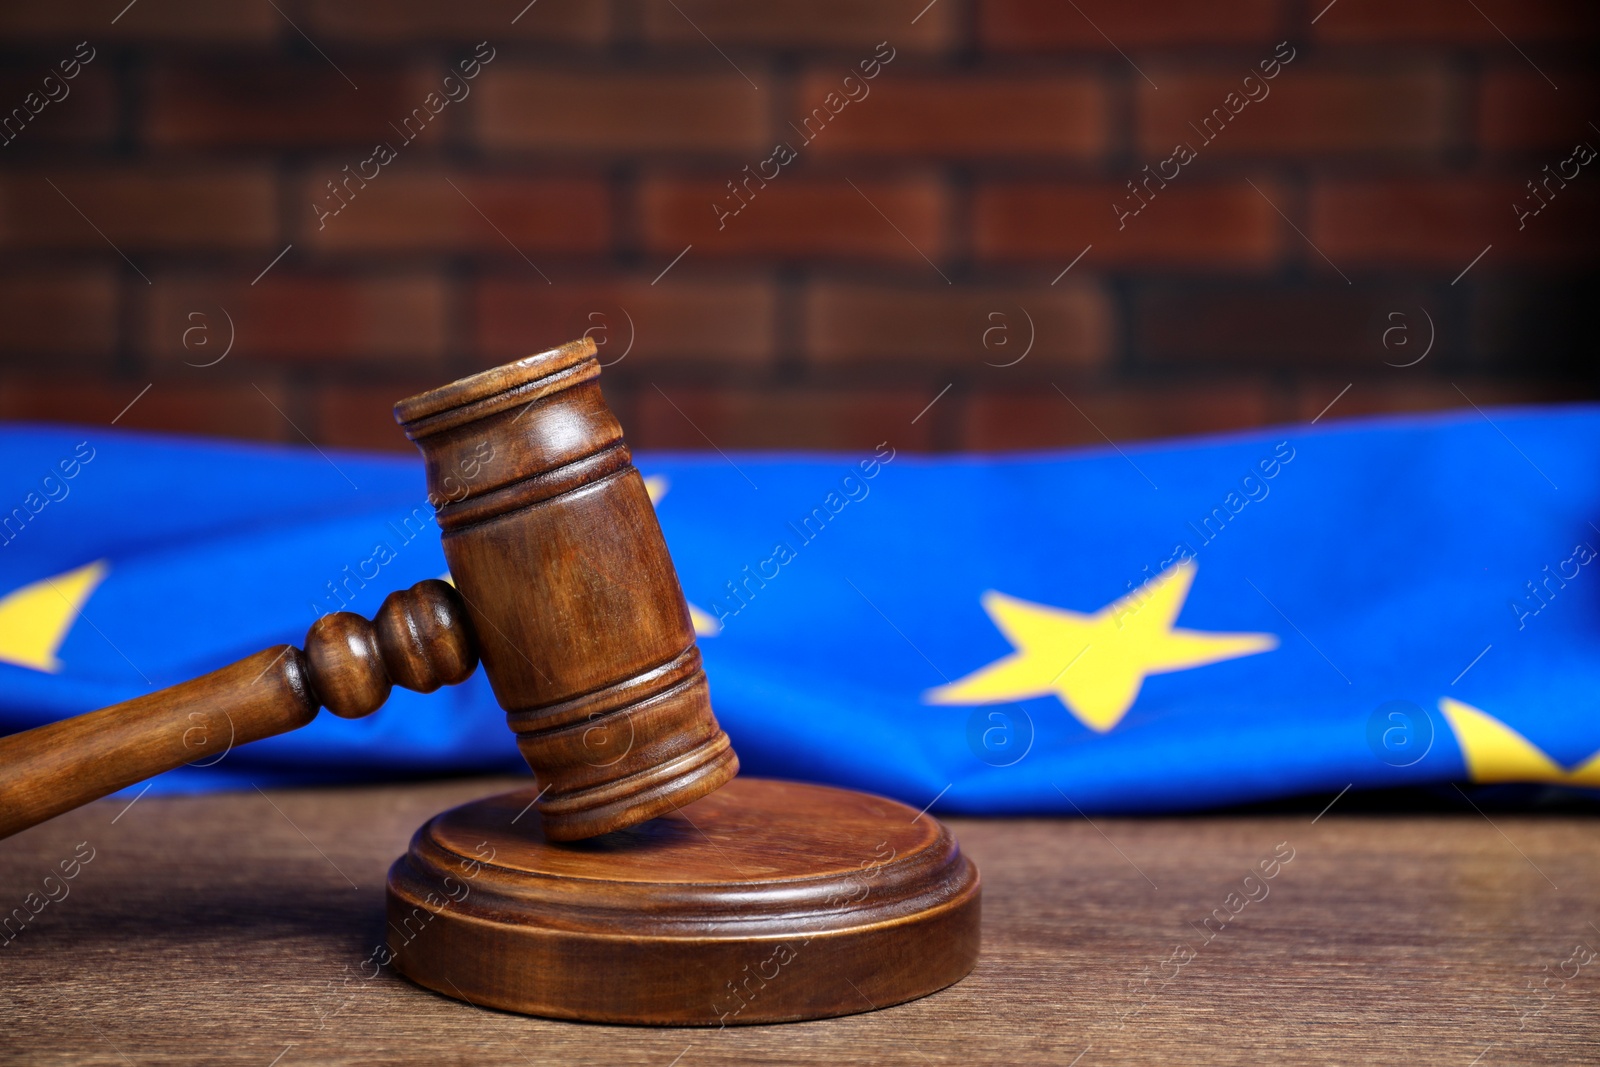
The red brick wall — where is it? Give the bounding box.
[0,0,1595,452]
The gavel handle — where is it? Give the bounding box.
[0,579,477,841]
[0,647,319,839]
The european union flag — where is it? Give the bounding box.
[1,406,1596,812]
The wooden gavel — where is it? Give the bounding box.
[0,338,738,842]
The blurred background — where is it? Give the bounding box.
[0,0,1595,454]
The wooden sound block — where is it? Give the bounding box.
[386,777,981,1025]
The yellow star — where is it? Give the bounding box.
[1439,697,1600,786]
[925,560,1277,732]
[0,560,110,673]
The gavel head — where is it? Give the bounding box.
[393,338,738,840]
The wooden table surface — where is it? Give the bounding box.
[1,777,1595,1066]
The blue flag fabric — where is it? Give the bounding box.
[1,407,1596,813]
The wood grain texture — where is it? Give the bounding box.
[396,339,738,841]
[386,778,979,1024]
[0,646,315,841]
[0,580,475,841]
[0,778,1596,1065]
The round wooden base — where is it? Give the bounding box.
[386,777,981,1025]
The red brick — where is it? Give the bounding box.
[312,382,445,451]
[0,169,277,251]
[304,0,607,43]
[800,73,1107,159]
[1314,0,1597,43]
[1309,179,1600,267]
[0,1,276,42]
[0,65,115,148]
[0,377,294,442]
[973,182,1281,268]
[641,176,948,265]
[1134,284,1436,366]
[1138,65,1453,158]
[642,1,952,52]
[479,68,768,155]
[147,63,445,149]
[299,171,609,255]
[633,385,935,451]
[1479,68,1600,153]
[0,270,117,357]
[963,382,1273,451]
[146,274,448,367]
[982,0,1281,50]
[804,282,1112,368]
[1285,378,1573,425]
[476,277,775,366]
